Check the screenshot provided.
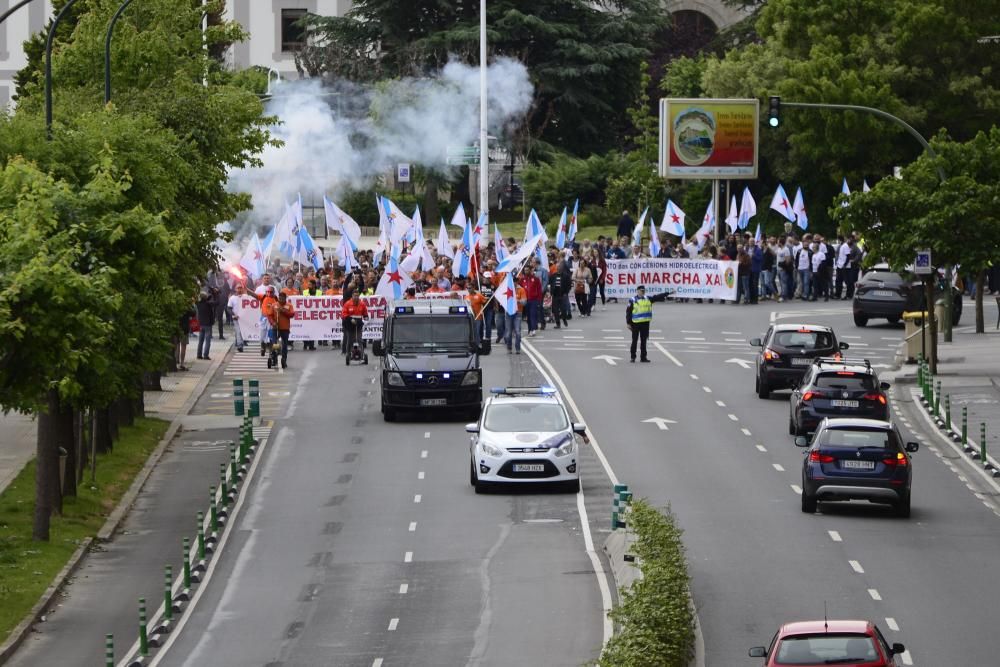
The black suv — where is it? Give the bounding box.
[789,358,890,435]
[373,299,490,421]
[853,267,962,327]
[797,418,919,518]
[750,324,849,398]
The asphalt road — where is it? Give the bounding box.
[157,342,612,667]
[526,297,1000,666]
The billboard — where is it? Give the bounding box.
[659,98,759,179]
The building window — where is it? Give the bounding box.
[280,8,308,53]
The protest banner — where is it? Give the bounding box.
[605,258,738,300]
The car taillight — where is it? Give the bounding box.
[883,452,908,466]
[863,392,887,405]
[763,348,780,361]
[809,451,835,463]
[802,391,825,402]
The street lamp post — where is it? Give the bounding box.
[0,0,36,26]
[45,0,81,140]
[105,0,139,104]
[478,0,488,220]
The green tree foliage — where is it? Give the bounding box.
[601,499,695,666]
[298,0,667,157]
[834,128,1000,333]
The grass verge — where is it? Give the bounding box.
[495,221,620,244]
[600,499,696,667]
[0,417,169,643]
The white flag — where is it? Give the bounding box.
[793,187,808,230]
[769,184,795,222]
[449,202,467,229]
[725,195,738,233]
[436,219,455,260]
[324,196,361,251]
[738,187,756,230]
[496,233,544,274]
[382,197,414,244]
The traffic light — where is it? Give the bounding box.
[768,96,781,127]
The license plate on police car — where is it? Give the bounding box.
[420,398,447,406]
[831,399,859,408]
[792,357,812,366]
[513,464,545,472]
[840,460,875,470]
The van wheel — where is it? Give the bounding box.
[382,406,396,422]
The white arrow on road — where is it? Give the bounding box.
[593,355,622,366]
[725,358,754,369]
[642,417,678,431]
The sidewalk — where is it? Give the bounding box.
[0,336,225,499]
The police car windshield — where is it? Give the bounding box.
[390,317,470,348]
[484,403,569,432]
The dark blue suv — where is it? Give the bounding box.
[797,418,919,518]
[789,358,890,436]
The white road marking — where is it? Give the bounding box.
[404,551,413,563]
[424,431,430,438]
[849,560,865,573]
[881,337,901,341]
[851,342,870,347]
[773,463,785,472]
[564,335,584,339]
[716,400,726,407]
[868,588,882,601]
[418,471,425,480]
[901,650,913,665]
[841,335,862,339]
[388,618,399,631]
[603,336,625,340]
[885,617,899,631]
[756,445,768,452]
[421,450,428,458]
[721,331,743,335]
[413,494,422,503]
[684,337,706,341]
[681,330,702,334]
[653,342,684,367]
[690,373,699,380]
[373,659,384,667]
[602,329,618,332]
[728,414,739,421]
[399,583,409,594]
[791,485,802,494]
[725,338,745,342]
[702,386,713,393]
[828,530,842,542]
[408,522,417,532]
[741,428,752,437]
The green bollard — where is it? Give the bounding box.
[962,407,969,446]
[917,361,923,389]
[105,634,114,667]
[163,565,173,621]
[934,381,942,417]
[982,423,988,465]
[230,444,238,480]
[139,597,148,656]
[210,487,218,533]
[945,394,952,427]
[612,483,627,530]
[220,463,228,503]
[183,538,191,589]
[197,511,206,560]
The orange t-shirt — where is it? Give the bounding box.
[281,287,299,297]
[342,300,369,319]
[324,287,342,296]
[270,301,295,330]
[466,292,487,320]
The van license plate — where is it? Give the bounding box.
[841,460,875,470]
[420,398,447,406]
[513,464,545,472]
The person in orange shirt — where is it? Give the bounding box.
[466,285,487,342]
[265,292,296,369]
[341,291,369,358]
[257,285,278,358]
[281,277,299,297]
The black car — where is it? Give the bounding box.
[789,358,890,435]
[852,267,962,327]
[497,183,524,210]
[750,324,849,399]
[797,418,919,518]
[373,299,490,422]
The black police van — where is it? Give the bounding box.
[373,298,490,422]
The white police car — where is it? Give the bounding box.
[467,387,586,493]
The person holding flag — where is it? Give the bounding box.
[567,199,579,246]
[499,271,527,354]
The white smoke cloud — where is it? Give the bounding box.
[227,56,534,235]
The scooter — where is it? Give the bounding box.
[345,316,369,366]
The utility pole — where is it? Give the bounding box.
[478,0,489,222]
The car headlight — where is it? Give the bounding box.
[386,372,404,386]
[461,369,480,386]
[554,435,576,458]
[478,440,503,457]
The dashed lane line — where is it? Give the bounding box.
[828,530,842,542]
[849,560,865,574]
[408,522,417,532]
[886,617,899,631]
[388,618,399,631]
[413,494,422,503]
[772,463,785,472]
[868,589,882,601]
[728,414,739,421]
[716,400,726,407]
[791,485,802,495]
[399,583,408,594]
[756,445,767,452]
[741,428,752,437]
[404,551,413,563]
[421,450,428,458]
[417,471,425,480]
[702,386,713,393]
[690,374,699,380]
[652,342,684,367]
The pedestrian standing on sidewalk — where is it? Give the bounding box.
[177,303,194,370]
[626,285,668,362]
[196,291,215,360]
[227,284,246,353]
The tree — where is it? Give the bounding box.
[834,128,1000,341]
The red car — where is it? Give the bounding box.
[749,620,906,666]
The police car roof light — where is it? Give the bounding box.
[449,306,468,314]
[490,386,557,396]
[396,306,414,314]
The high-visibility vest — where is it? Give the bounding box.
[630,297,652,323]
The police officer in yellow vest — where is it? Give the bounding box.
[626,285,669,363]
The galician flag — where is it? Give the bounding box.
[383,196,414,244]
[495,223,508,263]
[840,178,851,207]
[725,194,738,233]
[500,271,518,315]
[862,179,871,193]
[436,219,454,260]
[496,233,544,274]
[632,207,648,248]
[660,199,686,237]
[738,187,756,230]
[793,187,808,230]
[453,219,474,277]
[568,199,579,241]
[524,209,547,266]
[769,184,795,221]
[324,196,361,252]
[336,236,354,272]
[648,216,661,257]
[239,234,266,281]
[376,255,413,300]
[450,202,467,229]
[555,207,568,250]
[296,226,324,271]
[471,212,487,249]
[754,223,762,244]
[695,198,714,250]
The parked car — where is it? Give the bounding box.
[497,182,523,210]
[797,418,918,517]
[852,266,962,327]
[789,358,890,435]
[750,324,849,399]
[749,619,907,666]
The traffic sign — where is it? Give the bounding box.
[914,249,932,275]
[446,146,481,166]
[397,163,411,183]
